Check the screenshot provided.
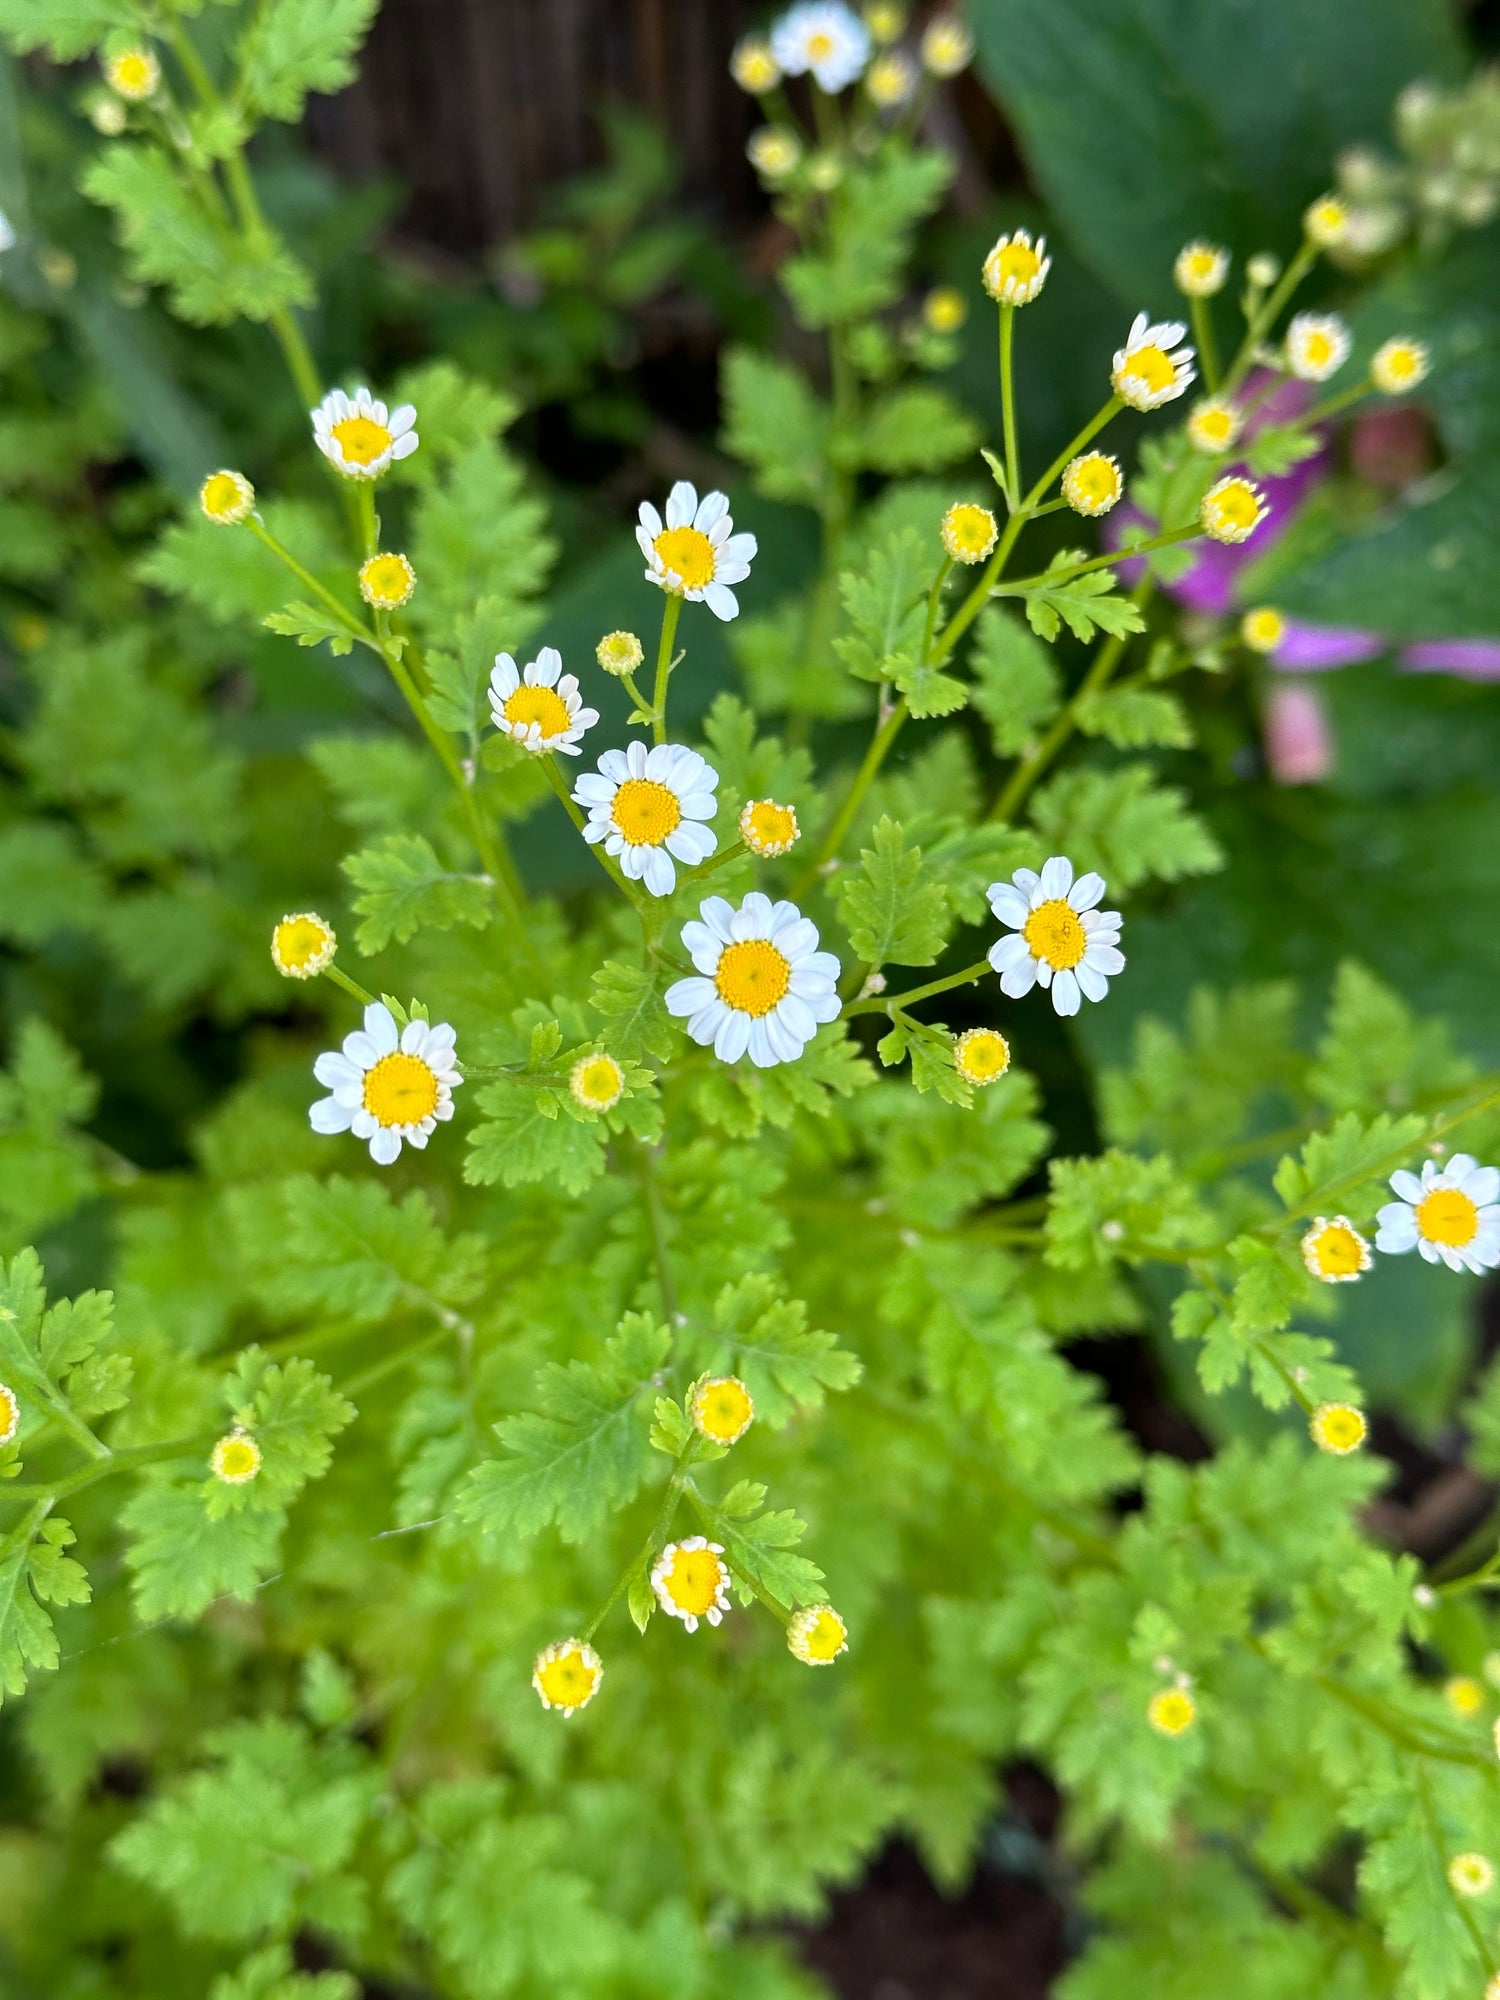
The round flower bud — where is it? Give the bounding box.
[596,630,644,677]
[788,1603,849,1665]
[1303,194,1351,249]
[569,1053,624,1114]
[923,287,967,335]
[1300,1218,1371,1285]
[1240,607,1286,655]
[200,470,255,526]
[1370,337,1430,396]
[1200,476,1269,544]
[211,1430,262,1485]
[940,501,998,563]
[1246,252,1281,289]
[358,552,416,609]
[1448,1852,1494,1897]
[747,128,803,180]
[691,1375,755,1445]
[1148,1686,1197,1736]
[1446,1675,1486,1717]
[740,798,800,858]
[0,1382,18,1447]
[271,912,336,981]
[921,15,975,77]
[1309,1402,1367,1455]
[105,47,159,101]
[1061,452,1123,517]
[864,2,907,43]
[532,1637,603,1715]
[730,36,781,94]
[866,49,916,108]
[981,229,1049,306]
[1186,399,1242,455]
[953,1028,1010,1088]
[1173,241,1229,298]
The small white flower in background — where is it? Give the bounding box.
[0,211,15,254]
[572,740,719,897]
[940,502,998,563]
[1375,1155,1500,1273]
[311,386,419,480]
[0,1382,18,1447]
[1173,241,1229,298]
[270,911,336,981]
[740,798,800,857]
[1061,452,1123,517]
[199,469,255,525]
[953,1028,1010,1088]
[1300,1216,1371,1283]
[651,1537,731,1632]
[637,482,757,621]
[920,15,975,76]
[982,228,1050,306]
[104,47,159,100]
[532,1637,603,1715]
[1246,251,1281,289]
[1371,336,1430,395]
[788,1603,849,1664]
[1186,399,1242,455]
[1304,193,1351,249]
[730,35,781,93]
[1309,1402,1367,1455]
[359,552,416,609]
[489,646,598,756]
[666,892,840,1067]
[1113,313,1196,410]
[748,127,803,179]
[568,1053,625,1114]
[1285,311,1351,381]
[1200,475,1269,544]
[987,856,1124,1017]
[210,1430,262,1485]
[771,2,872,93]
[1241,607,1286,654]
[1448,1853,1494,1898]
[866,48,916,107]
[309,1002,462,1166]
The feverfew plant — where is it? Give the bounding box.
[1,0,1500,1997]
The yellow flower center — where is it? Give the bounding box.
[1242,608,1284,651]
[1210,482,1260,530]
[1070,456,1119,503]
[202,471,247,519]
[653,525,716,592]
[611,777,682,845]
[943,503,996,558]
[1302,331,1335,367]
[215,1437,260,1480]
[662,1546,724,1616]
[695,1379,753,1441]
[806,30,834,59]
[362,1051,440,1128]
[1185,251,1217,281]
[988,243,1041,293]
[800,1609,847,1661]
[1384,346,1419,381]
[504,685,572,737]
[1308,1223,1365,1277]
[1149,1688,1196,1736]
[361,554,412,603]
[537,1648,598,1707]
[574,1056,622,1106]
[956,1029,1010,1084]
[1193,408,1235,444]
[110,51,154,93]
[1312,1404,1366,1453]
[1416,1186,1479,1247]
[745,800,798,851]
[714,938,792,1017]
[273,915,332,971]
[925,288,966,332]
[1023,898,1086,970]
[1123,344,1177,394]
[331,413,394,467]
[1448,1676,1486,1716]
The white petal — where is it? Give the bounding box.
[1038,856,1074,901]
[666,976,715,1018]
[775,918,818,959]
[1084,943,1126,976]
[666,480,698,529]
[1051,968,1082,1016]
[989,934,1032,973]
[369,1128,402,1165]
[777,993,818,1041]
[988,885,1030,928]
[1389,1170,1425,1203]
[1444,1154,1477,1182]
[1460,1166,1498,1206]
[715,1009,752,1063]
[391,433,419,461]
[695,490,730,533]
[638,501,663,537]
[1075,961,1111,1003]
[666,821,716,864]
[699,896,737,942]
[701,582,739,621]
[364,1004,399,1054]
[314,1051,361,1089]
[678,791,718,820]
[490,655,519,695]
[1068,871,1107,912]
[401,1020,428,1054]
[642,848,677,897]
[310,1097,354,1134]
[999,958,1039,998]
[717,532,756,566]
[747,1019,776,1067]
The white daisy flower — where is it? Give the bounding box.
[770,2,871,93]
[982,228,1050,307]
[651,1536,731,1632]
[310,386,419,481]
[1112,312,1197,411]
[1173,241,1229,298]
[309,1002,462,1166]
[572,740,719,897]
[665,892,840,1067]
[1285,311,1352,382]
[636,481,757,622]
[488,646,598,757]
[1375,1154,1500,1274]
[987,855,1124,1017]
[1371,336,1430,395]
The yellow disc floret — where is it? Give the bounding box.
[358,552,416,609]
[692,1375,755,1445]
[1061,452,1123,517]
[1446,1675,1486,1717]
[921,16,974,76]
[866,51,915,106]
[953,1027,1011,1087]
[730,36,781,93]
[569,1053,624,1114]
[503,684,573,738]
[611,778,683,846]
[1371,337,1430,395]
[1417,1186,1479,1248]
[1304,194,1350,249]
[1023,899,1087,971]
[0,1382,18,1447]
[740,798,800,857]
[748,128,802,178]
[653,525,716,593]
[788,1603,849,1665]
[362,1051,441,1129]
[941,502,998,564]
[1173,241,1229,298]
[596,630,644,677]
[271,912,336,981]
[1448,1852,1494,1897]
[982,230,1049,306]
[105,47,159,100]
[651,1537,731,1631]
[1148,1687,1197,1736]
[200,469,255,526]
[1309,1402,1368,1456]
[715,938,792,1017]
[923,287,967,335]
[330,413,394,470]
[211,1430,262,1485]
[1186,399,1242,455]
[865,2,907,43]
[532,1637,603,1716]
[1300,1216,1371,1284]
[1200,476,1268,544]
[1241,607,1286,654]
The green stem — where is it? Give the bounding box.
[679,839,747,889]
[246,519,371,647]
[580,1441,699,1644]
[1021,396,1124,513]
[928,508,1026,668]
[995,526,1198,597]
[844,959,991,1019]
[998,303,1020,507]
[539,755,641,906]
[1,1434,211,1504]
[321,962,377,1008]
[1223,240,1317,395]
[921,556,953,664]
[651,594,683,744]
[1190,295,1220,393]
[798,698,909,891]
[1303,381,1373,425]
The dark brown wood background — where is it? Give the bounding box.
[303,0,767,251]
